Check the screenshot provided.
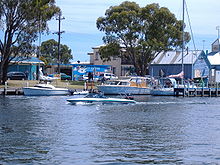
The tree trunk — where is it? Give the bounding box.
[0,60,9,85]
[2,62,9,85]
[0,63,2,85]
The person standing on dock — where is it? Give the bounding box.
[86,72,94,90]
[25,70,29,80]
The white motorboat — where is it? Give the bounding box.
[67,93,136,104]
[150,78,176,96]
[97,77,151,95]
[23,83,70,96]
[151,87,175,96]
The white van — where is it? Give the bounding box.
[99,73,118,80]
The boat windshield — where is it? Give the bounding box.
[85,93,106,98]
[105,80,129,85]
[105,81,120,85]
[118,81,129,85]
[34,85,54,89]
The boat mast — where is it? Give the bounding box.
[181,0,185,84]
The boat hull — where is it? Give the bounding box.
[23,87,70,96]
[97,85,151,95]
[67,98,136,104]
[150,88,174,96]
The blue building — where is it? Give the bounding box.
[8,57,44,80]
[149,50,210,79]
[72,64,111,80]
[47,63,111,81]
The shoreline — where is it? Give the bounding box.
[0,80,97,95]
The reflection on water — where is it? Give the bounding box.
[1,95,220,164]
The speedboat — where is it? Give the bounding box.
[23,83,71,96]
[67,93,136,104]
[96,77,151,95]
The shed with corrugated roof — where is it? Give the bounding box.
[149,50,210,79]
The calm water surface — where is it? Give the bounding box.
[0,95,220,164]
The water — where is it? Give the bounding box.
[0,95,220,164]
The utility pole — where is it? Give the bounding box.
[54,12,65,74]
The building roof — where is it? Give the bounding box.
[11,56,44,64]
[151,50,203,65]
[212,38,220,45]
[207,52,220,65]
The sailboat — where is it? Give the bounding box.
[151,0,187,96]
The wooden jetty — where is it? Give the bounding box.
[0,88,23,95]
[174,87,220,97]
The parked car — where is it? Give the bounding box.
[99,73,118,81]
[7,71,27,80]
[61,73,71,80]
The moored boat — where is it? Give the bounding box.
[23,83,71,96]
[97,77,151,95]
[150,78,176,96]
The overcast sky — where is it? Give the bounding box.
[44,0,220,62]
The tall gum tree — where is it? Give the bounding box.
[0,0,60,84]
[97,1,190,76]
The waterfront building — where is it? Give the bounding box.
[211,39,220,52]
[88,45,122,76]
[89,45,210,80]
[149,50,210,80]
[207,52,220,83]
[8,56,44,80]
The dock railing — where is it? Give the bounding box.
[175,80,220,97]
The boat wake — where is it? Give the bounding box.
[135,101,208,105]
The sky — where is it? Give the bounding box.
[42,0,220,62]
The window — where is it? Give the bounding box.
[113,67,116,74]
[95,52,99,60]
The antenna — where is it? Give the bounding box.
[54,12,65,74]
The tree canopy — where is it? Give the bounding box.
[97,1,190,76]
[0,0,60,84]
[40,39,73,65]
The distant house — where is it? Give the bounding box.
[149,50,210,79]
[88,45,122,76]
[8,57,44,80]
[88,45,134,77]
[211,39,220,52]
